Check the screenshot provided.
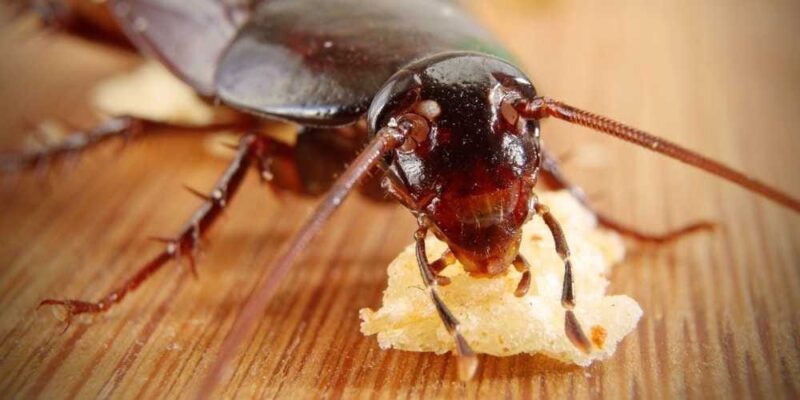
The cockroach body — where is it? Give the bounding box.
[4,0,799,393]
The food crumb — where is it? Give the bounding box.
[360,190,641,366]
[90,60,238,126]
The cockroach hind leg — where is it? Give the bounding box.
[0,116,145,175]
[0,116,251,177]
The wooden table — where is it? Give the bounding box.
[1,1,798,398]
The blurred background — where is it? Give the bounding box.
[0,1,798,398]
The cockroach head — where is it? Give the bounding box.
[368,52,544,276]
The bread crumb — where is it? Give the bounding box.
[360,190,641,366]
[90,60,238,126]
[89,60,300,158]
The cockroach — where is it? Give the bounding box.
[3,0,799,395]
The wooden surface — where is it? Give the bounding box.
[1,1,799,399]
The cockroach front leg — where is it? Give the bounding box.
[384,173,454,286]
[415,218,478,380]
[532,199,593,354]
[0,116,249,174]
[38,133,269,327]
[539,148,714,243]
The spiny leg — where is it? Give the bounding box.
[2,117,141,173]
[0,116,248,174]
[38,133,270,326]
[512,254,533,297]
[539,148,714,243]
[533,200,592,354]
[415,220,478,380]
[382,162,455,281]
[197,123,409,396]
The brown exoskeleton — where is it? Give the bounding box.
[2,0,798,394]
[205,52,799,388]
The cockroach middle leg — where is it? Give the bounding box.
[414,219,478,381]
[198,124,409,394]
[38,133,270,326]
[539,148,715,243]
[384,170,454,286]
[0,116,249,174]
[533,200,592,354]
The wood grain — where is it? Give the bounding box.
[1,1,799,399]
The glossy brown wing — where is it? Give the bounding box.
[214,0,512,126]
[108,0,253,96]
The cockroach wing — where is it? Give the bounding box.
[214,0,512,126]
[109,0,252,97]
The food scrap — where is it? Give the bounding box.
[360,190,641,366]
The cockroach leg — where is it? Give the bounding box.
[37,133,270,322]
[198,124,409,397]
[0,116,250,174]
[430,249,456,286]
[415,220,478,380]
[1,116,139,173]
[383,170,453,286]
[512,254,533,297]
[533,200,592,354]
[539,148,715,243]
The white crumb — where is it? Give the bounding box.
[90,60,237,126]
[360,190,641,366]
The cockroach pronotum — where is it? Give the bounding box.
[2,0,798,395]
